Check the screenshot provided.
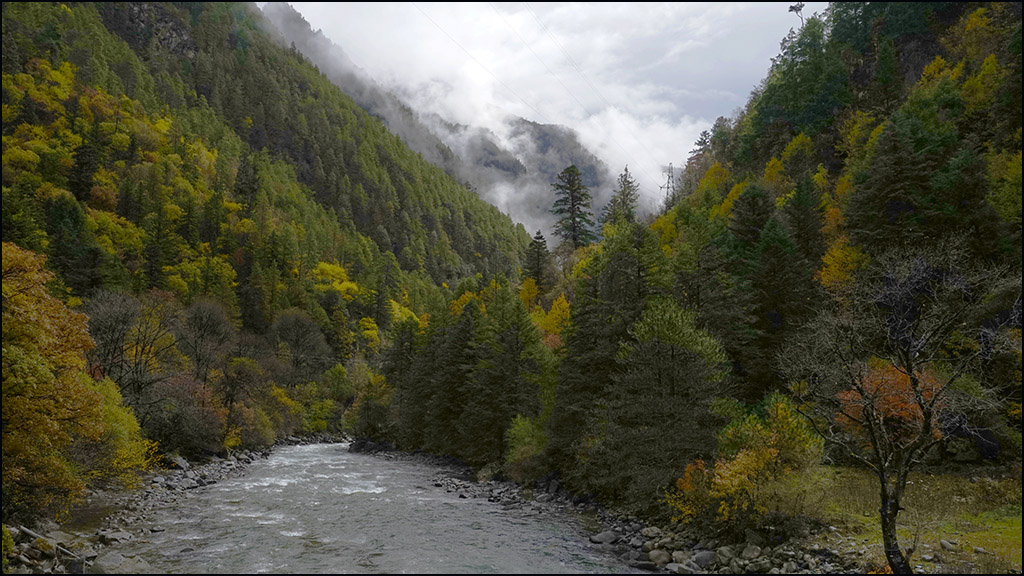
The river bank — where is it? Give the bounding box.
[347,440,867,575]
[4,439,929,574]
[3,435,343,574]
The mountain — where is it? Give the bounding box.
[260,1,612,236]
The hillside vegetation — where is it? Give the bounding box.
[1,3,1020,573]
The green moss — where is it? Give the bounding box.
[3,525,14,573]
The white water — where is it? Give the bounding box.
[118,444,636,573]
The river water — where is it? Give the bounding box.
[117,444,636,573]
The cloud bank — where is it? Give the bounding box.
[285,1,827,221]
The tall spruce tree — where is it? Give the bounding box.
[551,165,596,249]
[600,166,641,226]
[526,230,549,288]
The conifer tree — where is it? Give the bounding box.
[600,166,641,226]
[550,165,596,250]
[525,230,549,289]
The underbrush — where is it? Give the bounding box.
[824,466,1022,573]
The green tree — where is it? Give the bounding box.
[600,166,640,227]
[551,165,596,250]
[525,230,549,289]
[582,297,728,511]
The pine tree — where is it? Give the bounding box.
[550,165,596,250]
[525,230,549,288]
[600,166,640,226]
[547,223,670,488]
[727,183,774,248]
[783,178,825,263]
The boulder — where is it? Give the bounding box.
[589,530,619,545]
[740,543,762,560]
[692,550,715,568]
[648,549,671,567]
[167,455,190,470]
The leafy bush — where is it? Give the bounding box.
[667,392,826,528]
[505,415,548,484]
[72,378,158,488]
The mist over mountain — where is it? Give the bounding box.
[261,1,612,237]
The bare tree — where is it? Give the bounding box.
[87,289,182,421]
[781,244,1021,574]
[176,299,235,387]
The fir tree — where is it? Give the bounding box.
[600,166,640,227]
[525,230,549,289]
[550,165,596,250]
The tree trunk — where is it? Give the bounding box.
[880,489,913,574]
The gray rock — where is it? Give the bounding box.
[589,530,619,545]
[628,560,658,571]
[692,550,715,568]
[783,561,798,573]
[90,552,150,574]
[641,526,663,539]
[672,550,690,564]
[940,539,956,551]
[714,546,734,565]
[675,560,702,574]
[99,531,132,545]
[535,493,553,503]
[167,455,190,470]
[629,537,643,548]
[741,544,762,560]
[974,546,988,554]
[547,479,560,494]
[649,549,672,567]
[748,557,772,573]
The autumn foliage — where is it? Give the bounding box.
[837,363,943,443]
[2,243,151,522]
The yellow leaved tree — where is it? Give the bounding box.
[2,243,152,522]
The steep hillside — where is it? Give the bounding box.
[1,0,528,521]
[260,1,612,236]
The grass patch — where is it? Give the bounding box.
[820,467,1022,573]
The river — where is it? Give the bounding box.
[116,443,637,573]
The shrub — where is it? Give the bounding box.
[143,375,224,457]
[667,392,826,529]
[71,377,158,488]
[505,415,548,484]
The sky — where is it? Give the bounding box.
[284,1,828,211]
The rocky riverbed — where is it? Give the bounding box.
[4,435,338,574]
[4,438,974,574]
[349,441,863,574]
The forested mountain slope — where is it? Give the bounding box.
[260,1,612,236]
[2,0,528,522]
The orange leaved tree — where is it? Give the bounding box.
[782,245,1020,574]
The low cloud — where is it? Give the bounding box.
[284,1,826,223]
